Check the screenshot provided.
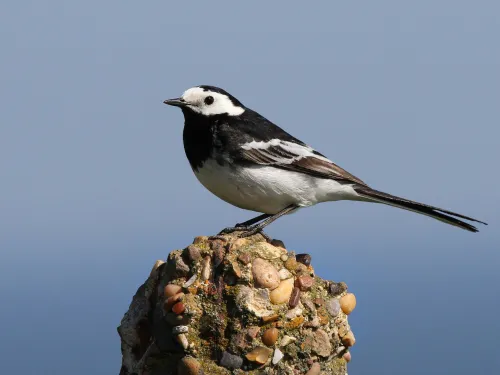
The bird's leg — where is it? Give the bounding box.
[218,213,272,234]
[237,205,298,238]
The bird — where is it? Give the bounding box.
[163,85,486,238]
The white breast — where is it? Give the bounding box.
[193,159,360,214]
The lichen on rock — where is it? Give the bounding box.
[118,233,356,375]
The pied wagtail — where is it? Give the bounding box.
[164,85,486,238]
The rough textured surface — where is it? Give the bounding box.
[118,233,356,375]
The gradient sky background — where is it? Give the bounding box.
[1,1,499,374]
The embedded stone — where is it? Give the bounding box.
[163,292,184,312]
[326,298,341,317]
[183,274,197,288]
[328,281,347,296]
[220,351,243,370]
[285,306,303,320]
[252,258,280,289]
[184,245,201,263]
[192,236,208,245]
[172,325,189,335]
[231,238,249,251]
[288,287,301,308]
[236,286,272,317]
[305,362,321,375]
[296,253,311,266]
[278,268,293,280]
[261,314,279,323]
[246,326,261,340]
[343,351,352,362]
[245,346,273,364]
[342,331,356,347]
[305,329,332,357]
[150,260,165,277]
[340,293,356,315]
[249,242,284,260]
[280,335,296,347]
[172,302,185,315]
[280,254,288,262]
[237,252,251,265]
[270,278,294,305]
[164,284,182,298]
[284,257,297,271]
[295,275,314,291]
[176,333,189,349]
[165,313,191,326]
[270,239,286,248]
[178,356,204,375]
[313,298,324,307]
[262,327,279,346]
[201,256,211,281]
[272,348,284,364]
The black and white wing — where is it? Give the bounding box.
[237,139,368,186]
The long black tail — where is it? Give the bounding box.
[354,187,487,233]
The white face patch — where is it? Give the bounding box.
[181,87,245,116]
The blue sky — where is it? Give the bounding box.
[1,1,499,374]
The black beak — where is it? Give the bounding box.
[163,98,187,107]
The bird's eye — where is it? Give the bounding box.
[204,96,214,105]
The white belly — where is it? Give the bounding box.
[193,159,360,214]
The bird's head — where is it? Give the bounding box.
[164,85,245,117]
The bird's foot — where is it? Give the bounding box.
[217,225,271,242]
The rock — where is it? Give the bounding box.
[340,293,356,315]
[262,327,279,346]
[305,329,332,357]
[164,284,182,298]
[280,335,297,347]
[343,351,351,362]
[237,252,251,265]
[270,239,286,248]
[192,236,208,244]
[305,362,321,375]
[163,292,184,312]
[231,238,249,251]
[178,356,203,375]
[245,346,273,364]
[272,348,284,364]
[183,274,197,288]
[220,351,243,370]
[270,278,294,304]
[172,325,189,335]
[172,302,185,315]
[328,281,347,296]
[280,254,288,262]
[342,331,356,347]
[246,326,261,340]
[296,253,312,266]
[284,257,298,271]
[295,275,314,291]
[165,313,191,326]
[278,268,293,280]
[261,314,279,323]
[326,298,341,317]
[184,245,201,263]
[252,258,280,289]
[295,263,309,275]
[171,252,190,277]
[285,306,303,320]
[301,297,316,312]
[313,298,324,306]
[288,287,301,308]
[201,256,211,281]
[236,286,272,317]
[176,333,189,349]
[249,242,284,260]
[150,260,165,277]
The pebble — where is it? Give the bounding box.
[201,256,211,281]
[193,236,207,245]
[252,258,280,289]
[172,325,189,335]
[270,278,294,304]
[288,287,301,308]
[262,327,279,346]
[285,306,303,319]
[305,362,321,375]
[165,313,191,326]
[284,257,297,271]
[295,275,314,291]
[313,298,324,307]
[231,238,249,251]
[149,260,165,277]
[178,356,203,375]
[340,293,357,315]
[343,351,352,362]
[172,302,185,315]
[280,254,288,262]
[306,329,332,357]
[295,263,309,275]
[342,331,356,347]
[301,297,316,312]
[164,284,182,298]
[261,314,279,323]
[183,274,197,288]
[328,281,347,296]
[272,348,284,365]
[230,261,242,278]
[245,346,273,364]
[164,292,184,312]
[278,268,293,280]
[176,333,189,349]
[246,326,261,340]
[220,351,243,370]
[296,253,312,266]
[280,335,297,347]
[270,239,286,248]
[173,253,190,277]
[237,252,251,265]
[325,298,341,317]
[183,245,201,263]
